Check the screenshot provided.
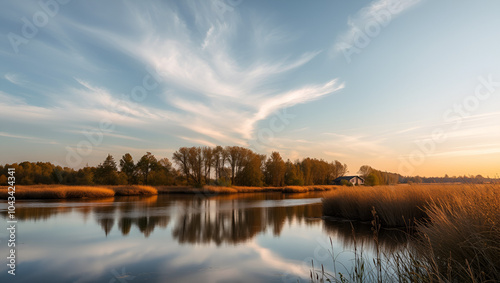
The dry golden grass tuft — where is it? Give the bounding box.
[0,185,115,199]
[321,184,475,227]
[0,185,159,199]
[415,184,500,281]
[283,185,337,193]
[111,185,158,196]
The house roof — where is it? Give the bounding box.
[334,176,364,181]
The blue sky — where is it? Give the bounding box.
[1,0,500,177]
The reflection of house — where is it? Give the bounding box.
[332,176,364,186]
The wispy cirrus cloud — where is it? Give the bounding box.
[0,131,58,145]
[107,2,345,147]
[332,0,423,56]
[0,1,347,166]
[0,1,343,152]
[4,72,26,85]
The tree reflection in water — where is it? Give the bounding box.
[172,194,322,245]
[3,193,408,250]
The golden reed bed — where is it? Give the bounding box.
[0,185,157,199]
[322,183,500,281]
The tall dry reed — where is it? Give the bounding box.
[0,185,115,199]
[319,184,500,282]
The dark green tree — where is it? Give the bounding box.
[120,153,137,184]
[136,152,158,185]
[94,154,119,185]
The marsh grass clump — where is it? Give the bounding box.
[0,185,160,199]
[322,184,468,227]
[283,185,337,193]
[415,185,500,282]
[111,185,158,196]
[317,184,500,282]
[0,185,116,199]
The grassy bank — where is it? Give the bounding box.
[321,184,496,227]
[321,184,500,282]
[0,185,158,199]
[1,184,337,199]
[112,185,158,196]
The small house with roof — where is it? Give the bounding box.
[332,176,364,186]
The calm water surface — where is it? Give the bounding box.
[0,193,405,282]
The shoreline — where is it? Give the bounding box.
[0,185,338,200]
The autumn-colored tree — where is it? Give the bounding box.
[75,166,95,185]
[284,159,304,186]
[226,146,241,185]
[235,151,265,186]
[265,152,286,187]
[358,165,399,186]
[148,157,174,185]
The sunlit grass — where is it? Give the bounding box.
[321,184,492,227]
[415,185,500,281]
[1,184,338,198]
[0,185,115,199]
[319,184,500,282]
[283,185,337,193]
[0,185,159,199]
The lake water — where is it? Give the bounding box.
[0,193,406,282]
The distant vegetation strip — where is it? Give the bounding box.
[0,184,338,199]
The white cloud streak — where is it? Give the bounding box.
[333,0,423,55]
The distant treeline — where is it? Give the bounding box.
[1,146,496,187]
[358,165,499,185]
[403,175,499,184]
[0,146,347,187]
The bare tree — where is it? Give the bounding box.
[202,147,214,184]
[188,147,203,186]
[173,147,190,184]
